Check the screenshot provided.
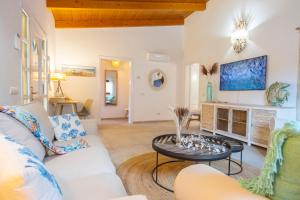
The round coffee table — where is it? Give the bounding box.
[213,135,244,175]
[152,134,232,192]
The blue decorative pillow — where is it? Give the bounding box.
[49,113,87,141]
[0,133,63,199]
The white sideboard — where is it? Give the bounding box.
[200,102,296,148]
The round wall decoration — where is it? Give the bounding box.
[149,69,167,90]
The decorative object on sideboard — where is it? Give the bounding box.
[149,69,167,90]
[169,106,190,145]
[201,63,218,102]
[50,72,67,97]
[207,82,213,102]
[266,82,290,107]
[231,17,249,53]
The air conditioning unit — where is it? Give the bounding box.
[147,53,170,63]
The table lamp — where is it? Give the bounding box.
[50,72,66,97]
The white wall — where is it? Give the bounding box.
[133,61,177,121]
[0,0,21,105]
[184,0,300,107]
[55,26,183,122]
[0,0,55,105]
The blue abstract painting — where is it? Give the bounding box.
[220,55,267,91]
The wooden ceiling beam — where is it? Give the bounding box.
[55,18,184,28]
[47,0,206,11]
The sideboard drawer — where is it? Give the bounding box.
[201,104,214,131]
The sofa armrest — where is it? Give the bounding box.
[174,164,268,200]
[110,195,148,200]
[81,119,98,135]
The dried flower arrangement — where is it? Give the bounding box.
[201,63,219,76]
[174,107,190,124]
[201,63,219,102]
[169,106,190,145]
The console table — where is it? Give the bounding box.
[200,102,296,148]
[49,97,80,115]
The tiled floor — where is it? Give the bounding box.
[99,119,266,169]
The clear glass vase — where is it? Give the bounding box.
[176,124,182,145]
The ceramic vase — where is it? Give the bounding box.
[207,81,213,102]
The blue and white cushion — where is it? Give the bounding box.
[0,133,63,200]
[49,113,87,141]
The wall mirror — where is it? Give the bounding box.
[105,70,118,105]
[149,69,167,90]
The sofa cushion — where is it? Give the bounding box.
[271,135,300,200]
[20,103,55,142]
[53,135,107,151]
[49,113,87,141]
[0,133,62,200]
[0,113,45,160]
[58,173,127,200]
[44,147,115,181]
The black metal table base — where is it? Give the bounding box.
[227,151,243,175]
[152,152,184,192]
[152,151,243,192]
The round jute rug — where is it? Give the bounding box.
[117,152,260,200]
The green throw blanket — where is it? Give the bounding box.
[240,121,300,197]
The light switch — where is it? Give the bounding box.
[9,87,19,95]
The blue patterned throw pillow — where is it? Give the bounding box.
[0,133,63,199]
[49,113,87,141]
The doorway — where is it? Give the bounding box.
[100,57,132,123]
[185,63,201,110]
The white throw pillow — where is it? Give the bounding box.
[49,113,87,141]
[0,133,63,200]
[20,103,56,142]
[0,113,46,160]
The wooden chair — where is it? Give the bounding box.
[77,99,93,119]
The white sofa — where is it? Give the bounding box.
[174,164,268,200]
[0,103,147,200]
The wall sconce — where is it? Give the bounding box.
[231,19,249,53]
